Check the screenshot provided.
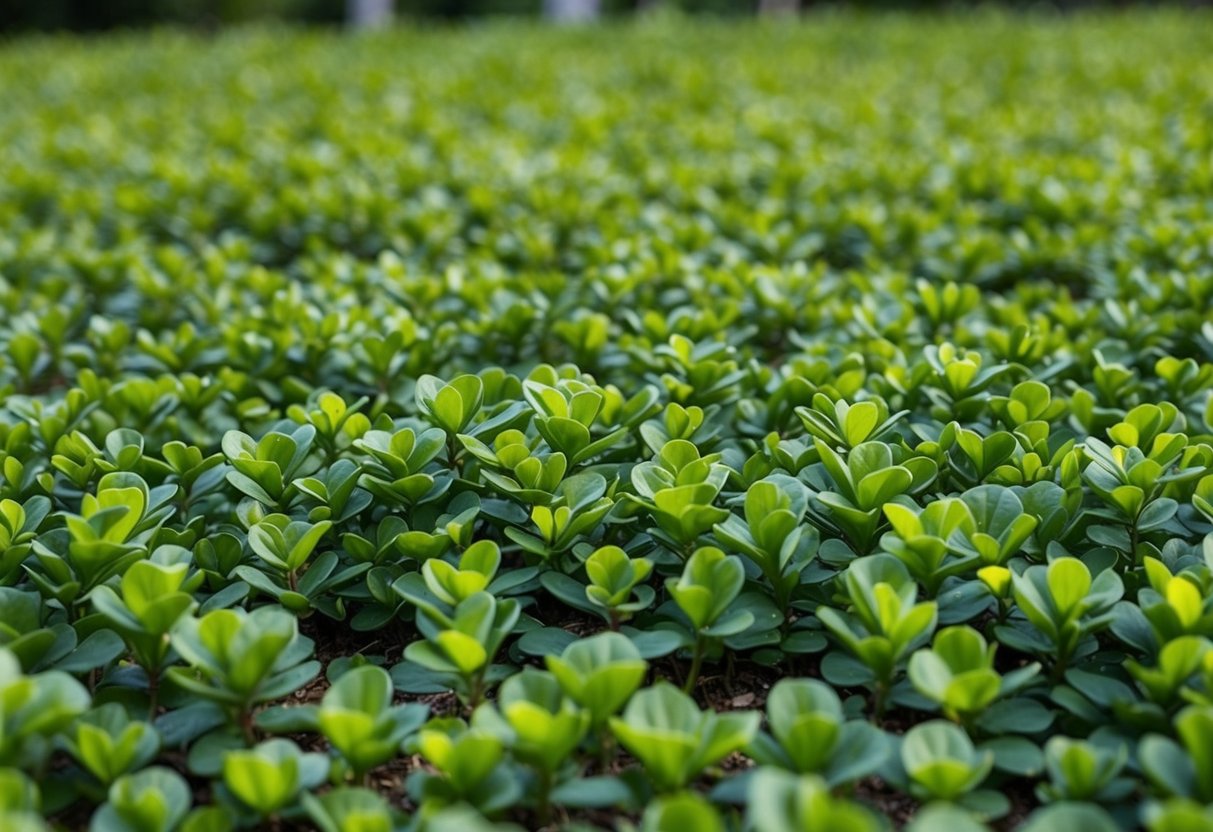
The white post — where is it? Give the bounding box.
[348,0,393,28]
[543,0,600,23]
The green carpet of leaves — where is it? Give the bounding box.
[3,12,1213,832]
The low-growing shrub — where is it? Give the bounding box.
[1,12,1213,830]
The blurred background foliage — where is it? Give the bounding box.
[1,0,341,30]
[4,0,1203,30]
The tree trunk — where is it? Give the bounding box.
[544,0,600,23]
[347,0,393,28]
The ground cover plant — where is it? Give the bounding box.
[2,11,1213,831]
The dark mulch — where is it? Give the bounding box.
[854,777,920,827]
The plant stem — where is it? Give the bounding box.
[1048,634,1076,684]
[872,680,889,719]
[1049,652,1070,684]
[536,768,553,826]
[240,708,257,744]
[147,671,160,719]
[467,672,485,712]
[596,729,615,774]
[683,635,705,695]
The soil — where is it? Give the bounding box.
[854,777,919,827]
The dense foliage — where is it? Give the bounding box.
[3,14,1213,831]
